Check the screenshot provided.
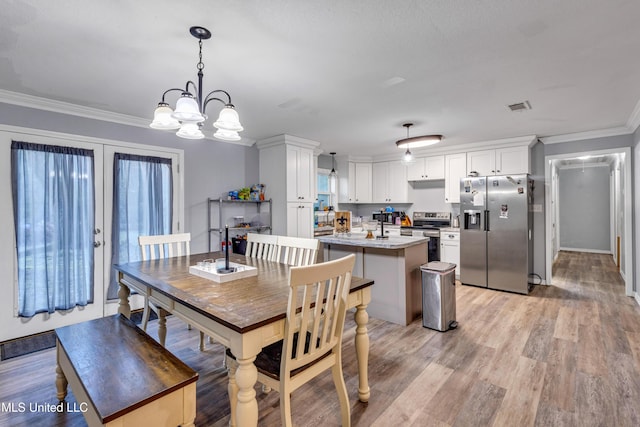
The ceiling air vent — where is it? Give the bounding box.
[508,101,531,112]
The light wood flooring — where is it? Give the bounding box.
[1,251,640,426]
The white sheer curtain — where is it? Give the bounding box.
[107,153,172,300]
[11,141,95,317]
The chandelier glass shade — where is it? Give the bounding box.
[176,121,205,139]
[149,26,243,141]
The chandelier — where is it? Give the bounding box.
[396,123,442,161]
[149,26,243,141]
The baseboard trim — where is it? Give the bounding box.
[634,292,640,307]
[559,247,612,255]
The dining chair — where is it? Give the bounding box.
[138,233,206,351]
[226,253,356,427]
[275,235,320,266]
[245,233,279,260]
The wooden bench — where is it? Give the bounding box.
[55,314,198,427]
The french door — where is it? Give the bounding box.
[0,126,182,341]
[103,145,180,315]
[1,131,105,339]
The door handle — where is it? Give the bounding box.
[93,241,101,248]
[484,210,490,231]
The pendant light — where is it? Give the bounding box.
[329,152,337,178]
[396,123,442,162]
[400,124,414,162]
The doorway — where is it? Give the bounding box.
[544,147,633,296]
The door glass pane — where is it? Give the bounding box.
[11,141,95,317]
[107,153,172,299]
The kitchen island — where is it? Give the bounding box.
[318,234,428,326]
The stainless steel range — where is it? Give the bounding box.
[401,212,451,261]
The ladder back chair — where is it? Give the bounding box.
[245,233,279,261]
[226,254,356,427]
[275,235,320,267]
[138,233,205,350]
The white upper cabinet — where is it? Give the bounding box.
[467,146,529,176]
[407,155,445,181]
[372,161,408,203]
[339,161,372,203]
[257,134,319,237]
[496,146,529,175]
[444,153,466,204]
[466,150,494,177]
[286,145,314,202]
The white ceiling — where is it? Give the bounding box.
[2,0,640,156]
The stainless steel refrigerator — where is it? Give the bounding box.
[459,174,533,294]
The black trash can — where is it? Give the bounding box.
[420,262,457,332]
[232,238,247,255]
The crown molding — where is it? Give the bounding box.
[0,89,149,127]
[334,154,374,163]
[626,98,640,134]
[255,134,321,150]
[0,89,256,147]
[540,126,632,144]
[370,134,537,162]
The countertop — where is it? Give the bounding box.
[317,233,428,250]
[440,227,461,233]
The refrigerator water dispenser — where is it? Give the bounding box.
[463,210,482,230]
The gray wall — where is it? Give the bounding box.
[545,134,633,156]
[530,141,546,282]
[0,102,260,254]
[318,154,333,169]
[633,128,640,293]
[558,166,610,251]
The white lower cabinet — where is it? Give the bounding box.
[382,226,401,237]
[440,230,460,278]
[287,202,313,238]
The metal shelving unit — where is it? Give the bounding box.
[207,198,272,252]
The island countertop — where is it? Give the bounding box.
[317,234,428,250]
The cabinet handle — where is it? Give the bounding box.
[497,169,501,173]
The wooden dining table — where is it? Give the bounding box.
[114,252,374,427]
